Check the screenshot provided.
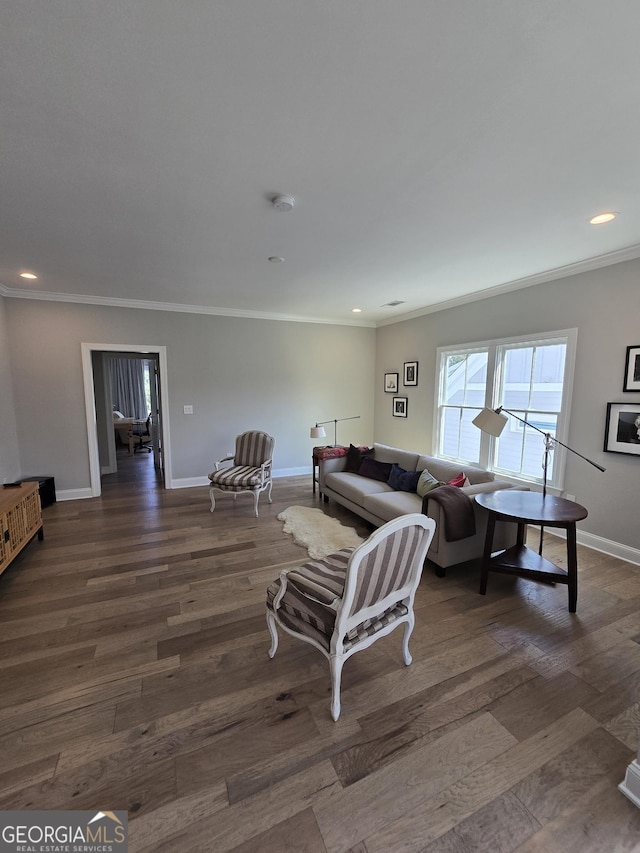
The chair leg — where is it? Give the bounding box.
[209,489,216,513]
[330,654,344,721]
[253,489,260,517]
[402,614,415,666]
[267,480,273,503]
[266,611,279,658]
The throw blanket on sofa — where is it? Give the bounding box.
[422,485,476,541]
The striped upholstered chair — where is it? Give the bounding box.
[209,430,275,517]
[266,513,436,720]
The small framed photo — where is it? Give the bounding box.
[384,372,399,393]
[392,396,408,418]
[623,345,640,391]
[403,361,418,386]
[604,402,640,456]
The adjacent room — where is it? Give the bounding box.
[1,3,640,851]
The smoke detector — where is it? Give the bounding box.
[272,194,295,212]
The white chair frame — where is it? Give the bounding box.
[266,513,436,720]
[209,455,273,517]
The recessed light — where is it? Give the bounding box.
[20,271,38,279]
[352,308,362,313]
[589,211,618,225]
[268,256,284,263]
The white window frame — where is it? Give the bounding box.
[434,329,578,492]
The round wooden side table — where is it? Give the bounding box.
[475,490,588,613]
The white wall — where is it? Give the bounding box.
[2,300,375,491]
[0,296,21,482]
[375,258,640,555]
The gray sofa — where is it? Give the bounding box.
[318,442,521,573]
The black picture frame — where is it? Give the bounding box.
[392,396,408,418]
[403,361,418,386]
[604,402,640,456]
[623,345,640,392]
[384,372,399,393]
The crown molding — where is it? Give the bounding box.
[376,243,640,327]
[3,241,640,329]
[0,285,376,328]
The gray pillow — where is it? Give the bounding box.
[416,468,442,498]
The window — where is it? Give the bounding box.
[435,330,577,490]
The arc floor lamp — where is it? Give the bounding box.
[472,406,605,497]
[310,416,360,447]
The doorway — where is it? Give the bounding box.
[81,342,172,497]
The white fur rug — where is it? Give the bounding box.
[278,506,363,559]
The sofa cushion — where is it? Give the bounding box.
[359,456,394,483]
[416,468,442,497]
[416,454,494,485]
[373,443,420,472]
[325,472,391,506]
[363,490,423,523]
[387,464,421,493]
[447,472,469,488]
[344,443,373,473]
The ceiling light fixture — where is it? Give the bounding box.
[272,194,295,212]
[268,256,284,263]
[351,308,362,313]
[20,271,38,279]
[589,211,618,225]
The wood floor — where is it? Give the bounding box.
[1,450,640,852]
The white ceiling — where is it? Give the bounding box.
[2,1,640,327]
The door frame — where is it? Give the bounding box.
[81,342,172,497]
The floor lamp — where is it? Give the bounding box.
[472,406,605,552]
[310,416,360,447]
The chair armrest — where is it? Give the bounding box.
[272,570,289,610]
[214,454,235,472]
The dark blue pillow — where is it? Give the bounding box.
[387,463,420,492]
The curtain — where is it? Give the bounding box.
[108,357,148,419]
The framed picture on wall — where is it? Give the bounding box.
[384,372,399,393]
[623,345,640,391]
[403,361,418,386]
[604,402,640,456]
[392,396,408,418]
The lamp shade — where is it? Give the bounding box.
[310,426,327,439]
[472,407,508,437]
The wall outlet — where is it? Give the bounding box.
[183,405,194,415]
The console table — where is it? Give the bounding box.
[312,446,347,495]
[475,490,588,613]
[0,482,44,578]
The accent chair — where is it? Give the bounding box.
[209,430,275,517]
[266,512,436,720]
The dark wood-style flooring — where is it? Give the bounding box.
[1,450,639,852]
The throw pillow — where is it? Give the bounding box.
[447,472,470,488]
[358,456,394,483]
[344,443,373,474]
[417,468,441,497]
[387,463,421,492]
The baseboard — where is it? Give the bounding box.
[56,487,94,502]
[619,759,640,809]
[543,527,640,567]
[168,467,311,490]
